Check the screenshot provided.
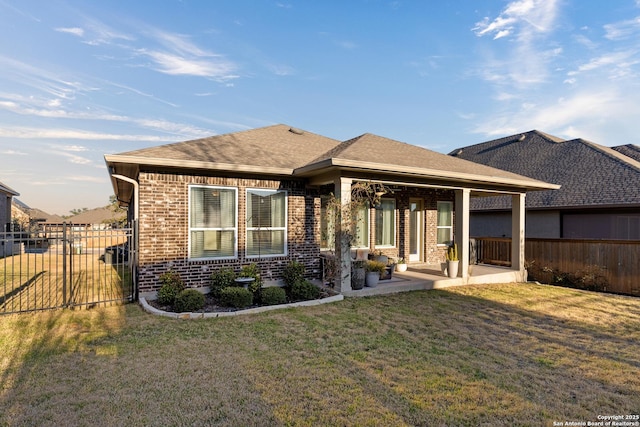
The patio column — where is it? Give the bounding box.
[335,177,353,292]
[454,189,471,279]
[511,193,526,274]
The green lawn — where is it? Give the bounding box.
[1,283,639,426]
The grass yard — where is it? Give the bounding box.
[1,282,639,426]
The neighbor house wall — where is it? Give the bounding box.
[470,210,561,239]
[136,171,321,294]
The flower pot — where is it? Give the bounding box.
[351,267,366,290]
[365,271,380,288]
[447,260,459,278]
[396,263,407,272]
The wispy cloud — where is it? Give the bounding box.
[603,16,640,41]
[55,27,84,37]
[473,88,637,138]
[472,0,560,87]
[138,29,238,80]
[567,51,639,80]
[0,126,180,142]
[0,93,213,138]
[0,149,28,155]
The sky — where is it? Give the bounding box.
[1,0,640,216]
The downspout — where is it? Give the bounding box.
[111,174,139,301]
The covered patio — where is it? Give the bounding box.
[342,263,521,297]
[296,133,560,294]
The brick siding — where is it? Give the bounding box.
[137,171,321,293]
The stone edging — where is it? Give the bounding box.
[139,294,345,319]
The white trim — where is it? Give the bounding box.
[245,188,288,258]
[436,201,453,246]
[188,184,238,260]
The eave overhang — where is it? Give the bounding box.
[294,158,561,193]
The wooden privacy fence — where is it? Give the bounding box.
[473,237,640,296]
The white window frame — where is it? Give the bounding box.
[375,198,396,249]
[188,185,238,260]
[437,201,453,246]
[246,188,288,258]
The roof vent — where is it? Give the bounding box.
[289,127,304,135]
[518,134,526,141]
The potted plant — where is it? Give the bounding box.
[351,260,366,290]
[365,260,386,287]
[446,243,459,278]
[396,257,407,272]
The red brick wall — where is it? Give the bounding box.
[136,171,321,293]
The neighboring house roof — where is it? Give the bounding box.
[106,124,559,206]
[25,208,65,224]
[0,181,19,197]
[68,206,125,224]
[449,130,640,210]
[612,144,640,162]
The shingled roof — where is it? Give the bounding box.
[449,130,640,210]
[612,144,640,162]
[297,133,555,189]
[106,124,559,205]
[109,124,341,174]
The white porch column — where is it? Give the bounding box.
[335,177,353,292]
[511,193,526,274]
[454,189,471,279]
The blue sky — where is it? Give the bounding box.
[1,0,640,215]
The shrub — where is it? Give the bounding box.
[282,261,305,287]
[366,260,387,274]
[261,286,287,306]
[219,286,254,308]
[238,263,262,294]
[156,271,185,305]
[210,267,236,298]
[289,280,320,302]
[174,289,205,312]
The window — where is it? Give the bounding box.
[189,186,237,259]
[246,189,287,257]
[320,196,369,250]
[375,199,396,247]
[437,201,453,245]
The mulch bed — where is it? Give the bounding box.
[147,286,338,313]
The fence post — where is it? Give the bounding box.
[62,223,67,306]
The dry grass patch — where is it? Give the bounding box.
[1,282,639,426]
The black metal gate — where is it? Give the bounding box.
[0,222,136,315]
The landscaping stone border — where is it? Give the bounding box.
[139,294,344,319]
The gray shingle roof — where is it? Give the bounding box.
[450,130,640,210]
[612,144,640,162]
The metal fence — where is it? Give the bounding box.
[0,223,135,315]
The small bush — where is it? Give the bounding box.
[289,280,320,302]
[219,286,254,308]
[282,261,305,287]
[174,289,205,312]
[210,267,236,298]
[156,271,185,305]
[261,286,287,306]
